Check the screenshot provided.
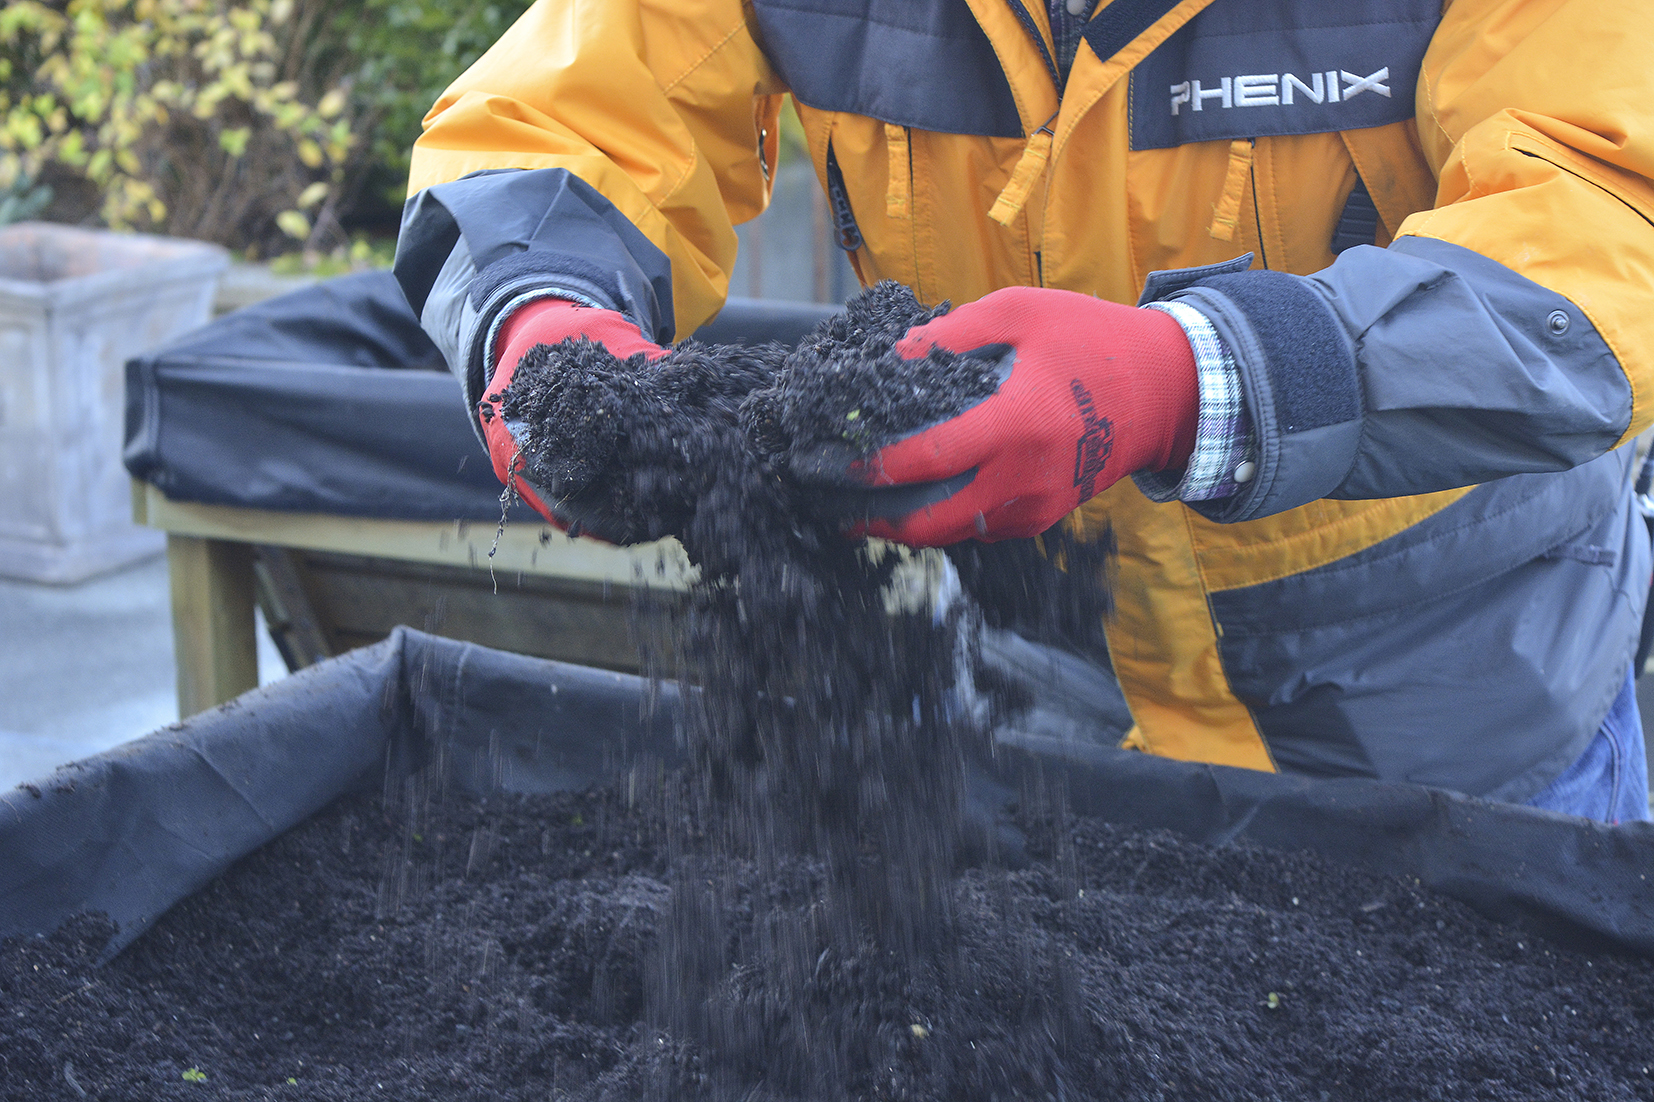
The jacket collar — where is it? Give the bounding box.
[961,0,1222,147]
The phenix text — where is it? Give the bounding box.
[1170,67,1392,114]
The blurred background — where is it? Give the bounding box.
[0,0,854,789]
[1,0,853,296]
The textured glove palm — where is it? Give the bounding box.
[480,298,666,539]
[830,286,1200,546]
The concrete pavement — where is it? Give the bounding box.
[0,553,286,791]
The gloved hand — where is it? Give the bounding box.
[479,297,666,540]
[813,286,1199,546]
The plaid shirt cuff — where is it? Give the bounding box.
[1133,301,1257,504]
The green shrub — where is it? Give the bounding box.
[1,1,799,259]
[0,174,53,226]
[0,0,354,252]
[324,0,534,215]
[0,0,538,256]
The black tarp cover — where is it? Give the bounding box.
[123,271,837,520]
[3,629,1653,961]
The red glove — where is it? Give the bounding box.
[833,287,1199,546]
[479,297,667,538]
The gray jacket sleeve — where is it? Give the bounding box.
[1145,237,1632,523]
[391,168,675,439]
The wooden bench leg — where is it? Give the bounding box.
[168,535,258,717]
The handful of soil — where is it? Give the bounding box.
[493,338,774,549]
[740,280,1004,481]
[497,281,1001,562]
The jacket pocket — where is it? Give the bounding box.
[824,139,865,253]
[1508,131,1654,229]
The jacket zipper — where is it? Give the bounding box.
[1247,138,1270,269]
[1002,1,1062,286]
[824,141,864,252]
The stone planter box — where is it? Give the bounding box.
[0,222,226,583]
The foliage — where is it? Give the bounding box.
[0,0,538,253]
[0,175,53,226]
[266,231,394,276]
[0,0,353,252]
[1,1,802,259]
[324,0,534,210]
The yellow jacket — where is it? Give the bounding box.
[397,0,1654,801]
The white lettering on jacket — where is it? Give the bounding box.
[1170,67,1389,115]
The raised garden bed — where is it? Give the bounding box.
[4,629,1654,1100]
[22,276,1654,1098]
[8,780,1654,1100]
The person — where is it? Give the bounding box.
[392,0,1654,823]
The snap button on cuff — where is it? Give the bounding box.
[1233,460,1257,484]
[1547,310,1570,335]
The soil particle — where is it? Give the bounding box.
[596,287,998,1094]
[505,281,1003,1004]
[5,785,1653,1101]
[945,524,1117,663]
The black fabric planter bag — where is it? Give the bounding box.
[122,271,838,521]
[3,628,1652,960]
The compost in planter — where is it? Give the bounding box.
[6,783,1654,1100]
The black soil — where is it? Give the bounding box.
[739,280,1003,481]
[496,281,998,553]
[493,336,776,549]
[6,783,1654,1101]
[944,525,1118,663]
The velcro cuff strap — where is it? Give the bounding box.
[1190,269,1358,435]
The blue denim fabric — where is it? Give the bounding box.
[1526,671,1651,823]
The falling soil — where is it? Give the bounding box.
[504,283,1009,1049]
[5,783,1654,1101]
[944,525,1118,665]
